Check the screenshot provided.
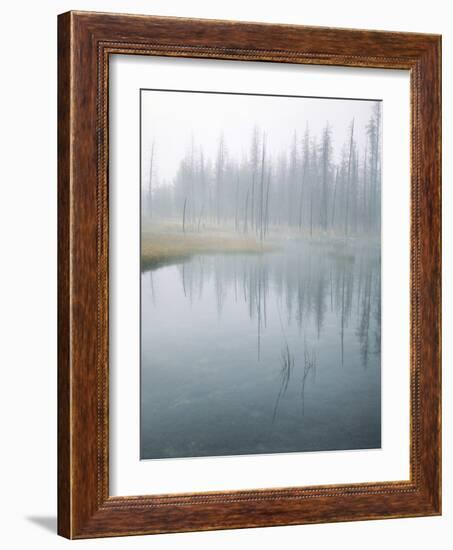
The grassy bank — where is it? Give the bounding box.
[141,227,273,270]
[141,221,379,270]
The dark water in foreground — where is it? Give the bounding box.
[141,240,381,459]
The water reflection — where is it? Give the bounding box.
[141,241,381,459]
[169,243,380,369]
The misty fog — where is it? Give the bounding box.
[140,90,382,460]
[141,90,381,239]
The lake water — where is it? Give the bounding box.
[141,240,381,459]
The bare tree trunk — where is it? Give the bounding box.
[344,119,355,237]
[298,161,307,230]
[250,174,255,231]
[264,167,271,236]
[259,133,266,242]
[234,175,240,232]
[197,204,204,232]
[310,196,313,237]
[372,106,381,229]
[148,141,155,219]
[243,188,250,234]
[320,126,331,231]
[182,197,187,233]
[215,133,225,226]
[331,167,339,229]
[362,145,368,232]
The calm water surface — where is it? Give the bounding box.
[141,240,381,459]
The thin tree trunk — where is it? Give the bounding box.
[197,204,204,232]
[310,185,314,238]
[264,168,271,236]
[182,197,187,233]
[362,145,368,232]
[250,174,255,231]
[298,162,307,230]
[344,119,355,237]
[234,176,240,232]
[331,167,339,229]
[148,141,155,219]
[372,109,381,229]
[243,188,250,234]
[259,134,266,242]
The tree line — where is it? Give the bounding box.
[144,103,381,239]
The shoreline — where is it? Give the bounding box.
[140,224,380,271]
[141,230,274,270]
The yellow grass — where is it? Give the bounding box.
[141,225,273,269]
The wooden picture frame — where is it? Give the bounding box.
[58,10,441,539]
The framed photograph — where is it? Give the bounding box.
[58,11,441,539]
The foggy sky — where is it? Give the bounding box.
[141,89,379,186]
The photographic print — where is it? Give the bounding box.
[58,13,441,537]
[140,89,382,460]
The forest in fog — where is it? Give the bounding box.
[143,102,381,240]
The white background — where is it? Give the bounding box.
[0,0,450,548]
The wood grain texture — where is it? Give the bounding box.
[57,11,71,538]
[57,10,441,539]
